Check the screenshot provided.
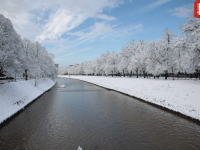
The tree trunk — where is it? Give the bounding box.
[165,71,168,80]
[0,68,2,84]
[25,69,28,80]
[130,71,132,78]
[35,76,37,86]
[143,71,145,78]
[112,71,113,77]
[136,71,138,78]
[123,70,125,77]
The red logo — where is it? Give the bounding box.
[194,0,200,18]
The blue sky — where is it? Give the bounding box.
[0,0,194,67]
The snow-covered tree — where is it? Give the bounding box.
[0,14,23,78]
[118,44,132,77]
[94,58,103,75]
[157,28,177,79]
[104,51,118,76]
[0,14,56,83]
[146,41,162,76]
[179,14,200,73]
[100,51,110,75]
[128,40,148,78]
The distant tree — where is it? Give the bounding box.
[118,45,131,77]
[105,51,118,76]
[101,52,110,75]
[157,28,176,79]
[146,41,162,77]
[179,14,200,74]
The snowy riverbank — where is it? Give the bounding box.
[0,78,55,124]
[58,75,200,121]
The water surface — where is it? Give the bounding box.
[0,78,200,150]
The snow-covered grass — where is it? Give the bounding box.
[0,78,55,124]
[58,75,200,121]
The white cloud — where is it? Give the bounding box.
[168,5,193,18]
[47,22,143,60]
[36,8,87,41]
[36,0,120,42]
[146,0,172,9]
[0,0,121,41]
[95,14,116,21]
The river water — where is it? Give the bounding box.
[0,78,200,150]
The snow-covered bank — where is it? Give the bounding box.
[58,75,200,121]
[0,78,55,124]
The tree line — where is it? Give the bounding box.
[0,14,57,85]
[59,14,200,80]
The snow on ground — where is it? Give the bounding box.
[0,78,55,124]
[58,75,200,121]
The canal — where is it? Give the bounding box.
[0,78,200,149]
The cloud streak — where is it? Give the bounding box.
[168,5,193,18]
[68,22,114,43]
[68,23,143,45]
[54,47,91,62]
[146,0,172,9]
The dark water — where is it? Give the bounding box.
[0,78,200,150]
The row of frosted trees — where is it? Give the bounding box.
[60,14,200,80]
[0,14,57,84]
